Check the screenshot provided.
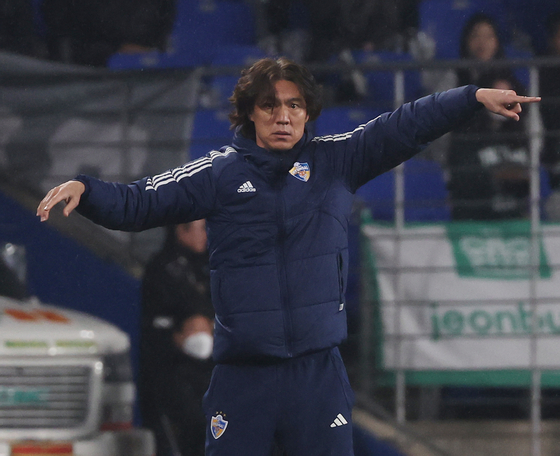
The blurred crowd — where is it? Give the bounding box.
[0,0,175,66]
[1,1,555,68]
[4,0,558,224]
[3,0,560,219]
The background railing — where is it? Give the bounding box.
[2,52,560,455]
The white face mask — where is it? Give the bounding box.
[182,332,213,360]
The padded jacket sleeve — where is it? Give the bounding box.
[74,155,217,231]
[330,85,483,192]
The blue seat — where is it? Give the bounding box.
[313,106,386,137]
[169,0,257,66]
[106,51,166,70]
[189,109,234,160]
[504,45,533,91]
[107,48,208,70]
[356,158,451,222]
[211,44,267,67]
[352,50,423,109]
[108,1,260,70]
[208,45,267,105]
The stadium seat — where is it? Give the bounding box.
[356,158,451,222]
[207,44,267,105]
[313,106,386,137]
[352,50,423,109]
[107,48,209,70]
[106,51,166,70]
[211,44,267,67]
[189,109,234,160]
[504,45,533,92]
[169,0,257,66]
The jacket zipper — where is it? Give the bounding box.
[275,188,293,357]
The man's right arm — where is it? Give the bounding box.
[37,162,216,231]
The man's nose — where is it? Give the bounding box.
[275,105,290,124]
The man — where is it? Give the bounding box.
[37,57,539,455]
[139,220,214,456]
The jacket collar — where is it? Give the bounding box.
[231,128,310,180]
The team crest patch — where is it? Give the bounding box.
[289,162,310,182]
[211,414,228,439]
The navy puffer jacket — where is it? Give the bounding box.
[76,85,482,363]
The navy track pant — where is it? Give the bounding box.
[203,347,355,456]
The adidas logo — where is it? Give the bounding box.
[237,181,256,193]
[330,413,348,428]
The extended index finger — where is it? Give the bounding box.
[514,95,541,104]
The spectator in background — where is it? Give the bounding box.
[254,0,418,102]
[447,71,530,220]
[255,0,339,63]
[41,0,176,67]
[423,12,506,96]
[540,12,560,220]
[422,12,509,164]
[138,220,214,456]
[456,13,506,86]
[255,0,417,63]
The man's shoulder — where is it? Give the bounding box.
[200,147,245,182]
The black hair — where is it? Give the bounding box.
[228,57,323,139]
[459,12,505,60]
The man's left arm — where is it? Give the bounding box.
[339,85,540,190]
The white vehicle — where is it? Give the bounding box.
[0,244,154,456]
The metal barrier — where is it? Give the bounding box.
[2,52,560,455]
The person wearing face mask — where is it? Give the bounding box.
[138,220,214,456]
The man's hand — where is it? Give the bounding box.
[476,88,541,121]
[36,180,86,222]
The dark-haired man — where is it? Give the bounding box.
[38,57,539,455]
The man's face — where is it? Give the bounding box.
[250,79,309,152]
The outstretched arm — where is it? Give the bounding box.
[37,161,217,231]
[337,85,540,191]
[475,88,540,121]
